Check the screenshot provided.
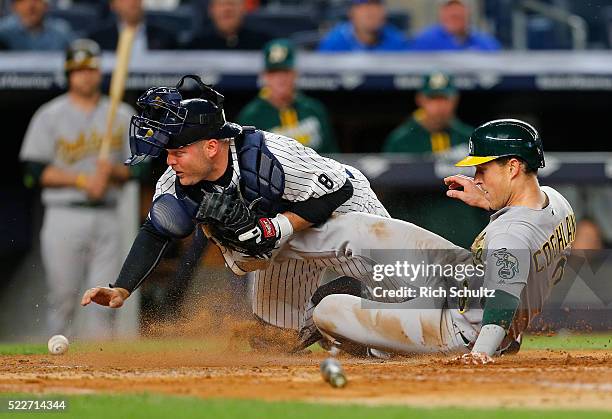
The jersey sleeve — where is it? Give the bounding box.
[19,105,56,163]
[263,132,348,202]
[152,167,178,201]
[484,233,531,299]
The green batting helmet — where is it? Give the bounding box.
[455,119,545,170]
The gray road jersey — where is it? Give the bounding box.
[471,186,576,339]
[19,94,134,206]
[153,131,389,217]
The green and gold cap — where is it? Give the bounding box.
[456,119,545,169]
[263,39,295,71]
[420,72,457,97]
[65,38,101,72]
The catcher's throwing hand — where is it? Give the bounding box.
[81,287,130,308]
[455,352,495,365]
[444,175,491,210]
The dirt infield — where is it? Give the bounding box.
[1,344,611,410]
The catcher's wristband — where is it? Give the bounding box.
[472,324,506,356]
[272,213,293,242]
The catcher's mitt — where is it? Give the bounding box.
[195,190,280,258]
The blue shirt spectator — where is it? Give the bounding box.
[0,0,74,50]
[411,24,500,51]
[318,0,409,52]
[319,22,409,52]
[411,0,500,51]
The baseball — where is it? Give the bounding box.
[48,335,69,355]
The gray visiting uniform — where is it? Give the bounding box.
[19,94,134,338]
[311,186,576,355]
[153,131,392,330]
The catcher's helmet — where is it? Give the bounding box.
[455,119,545,170]
[126,75,241,165]
[65,39,101,73]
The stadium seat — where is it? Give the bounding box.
[526,15,573,49]
[290,30,323,50]
[486,0,612,49]
[48,5,102,37]
[243,8,319,39]
[386,10,411,32]
[145,6,196,45]
[568,1,611,49]
[483,0,513,48]
[605,6,612,48]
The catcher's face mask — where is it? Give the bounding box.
[126,75,239,166]
[126,86,186,166]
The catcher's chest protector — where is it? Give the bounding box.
[236,127,288,215]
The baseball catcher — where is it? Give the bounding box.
[81,75,399,349]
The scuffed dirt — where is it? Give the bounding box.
[1,345,611,410]
[3,302,611,410]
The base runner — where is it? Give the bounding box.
[312,119,576,363]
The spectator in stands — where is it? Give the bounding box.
[573,218,604,250]
[411,0,500,51]
[382,72,485,248]
[0,0,74,50]
[88,0,177,51]
[383,72,472,153]
[318,0,409,52]
[238,39,338,153]
[184,0,271,50]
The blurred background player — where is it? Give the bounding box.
[184,0,271,50]
[382,72,486,248]
[383,72,471,154]
[0,0,74,50]
[411,0,500,51]
[238,39,339,153]
[88,0,177,52]
[318,0,409,52]
[18,39,135,339]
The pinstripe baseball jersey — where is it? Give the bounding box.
[152,130,389,330]
[153,131,388,217]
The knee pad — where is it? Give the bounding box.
[150,194,195,238]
